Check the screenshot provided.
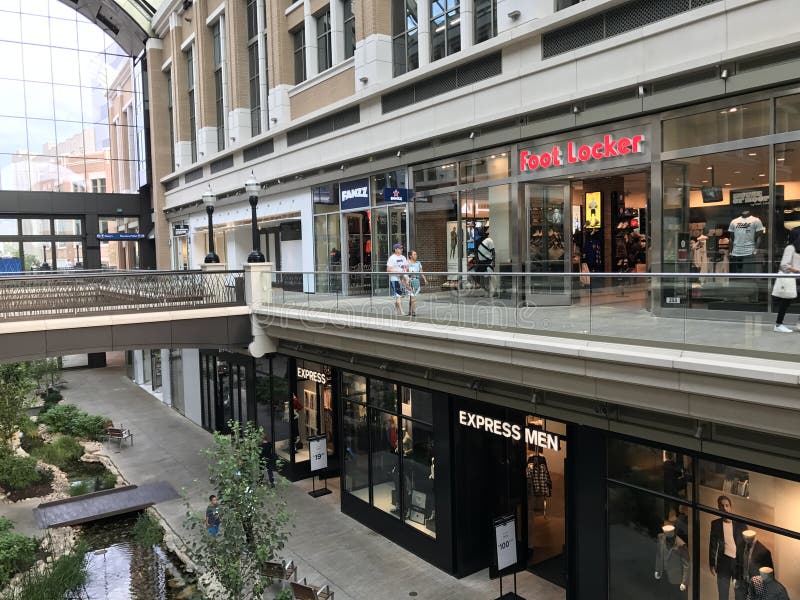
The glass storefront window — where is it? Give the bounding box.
[608,482,693,600]
[401,388,433,424]
[413,162,457,192]
[343,399,369,501]
[370,378,399,412]
[21,218,50,235]
[458,153,509,184]
[662,100,770,151]
[313,184,337,214]
[372,170,407,205]
[0,219,18,235]
[608,438,692,502]
[401,417,435,537]
[270,356,291,463]
[53,218,81,235]
[662,147,770,310]
[775,93,800,134]
[0,242,21,272]
[370,409,400,519]
[22,241,52,270]
[169,349,185,416]
[774,141,800,273]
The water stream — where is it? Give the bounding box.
[76,513,201,600]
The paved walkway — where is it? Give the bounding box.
[58,359,564,600]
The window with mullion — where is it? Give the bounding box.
[212,22,225,151]
[431,0,459,62]
[186,46,196,163]
[392,0,418,76]
[293,27,306,84]
[247,0,260,136]
[474,0,496,44]
[166,69,175,168]
[343,0,355,59]
[316,10,332,72]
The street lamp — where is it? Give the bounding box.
[40,244,50,271]
[246,172,265,263]
[203,185,220,263]
[75,242,83,268]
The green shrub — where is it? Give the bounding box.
[68,481,91,497]
[0,542,87,600]
[38,404,107,440]
[31,436,84,471]
[0,529,37,588]
[0,454,48,492]
[132,512,163,547]
[17,420,42,454]
[97,470,117,490]
[0,519,12,534]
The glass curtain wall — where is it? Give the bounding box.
[392,0,419,77]
[607,437,800,600]
[0,0,142,193]
[0,216,83,271]
[430,0,460,62]
[169,349,185,415]
[199,351,255,435]
[342,371,436,538]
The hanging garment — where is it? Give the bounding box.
[526,456,552,497]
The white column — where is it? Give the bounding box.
[219,14,229,146]
[330,0,343,65]
[418,0,431,67]
[160,349,172,406]
[256,0,269,132]
[304,0,319,77]
[460,0,474,49]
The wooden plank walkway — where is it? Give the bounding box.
[33,482,180,528]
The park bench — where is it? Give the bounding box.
[262,559,297,582]
[105,427,134,448]
[290,579,334,600]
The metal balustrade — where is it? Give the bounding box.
[0,270,246,320]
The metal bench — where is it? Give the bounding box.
[262,559,297,582]
[290,579,334,600]
[106,427,133,448]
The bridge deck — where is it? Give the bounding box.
[33,482,179,528]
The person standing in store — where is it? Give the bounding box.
[475,225,497,297]
[709,495,746,600]
[259,434,276,487]
[386,242,408,315]
[406,250,427,317]
[772,227,800,333]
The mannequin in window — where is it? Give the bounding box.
[728,210,765,273]
[401,428,413,456]
[709,495,746,600]
[748,567,789,600]
[663,452,686,520]
[654,524,689,599]
[734,530,773,600]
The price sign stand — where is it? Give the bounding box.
[492,514,525,600]
[308,435,332,498]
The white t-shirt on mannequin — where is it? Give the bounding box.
[728,215,764,256]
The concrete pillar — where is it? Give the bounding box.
[194,0,219,158]
[330,0,344,65]
[256,0,269,133]
[167,14,194,170]
[418,0,431,67]
[353,0,392,87]
[461,0,474,49]
[304,1,319,78]
[244,262,277,357]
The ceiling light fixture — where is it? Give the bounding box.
[706,166,714,170]
[758,173,766,177]
[724,183,732,186]
[729,106,738,113]
[720,68,729,80]
[748,152,757,157]
[701,180,709,184]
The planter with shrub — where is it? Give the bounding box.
[38,404,108,441]
[0,451,52,501]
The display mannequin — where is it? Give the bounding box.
[734,530,774,600]
[751,567,790,600]
[710,495,746,600]
[401,428,413,456]
[728,210,765,273]
[655,525,689,599]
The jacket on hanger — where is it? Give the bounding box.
[526,455,552,497]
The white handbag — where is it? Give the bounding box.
[772,277,797,299]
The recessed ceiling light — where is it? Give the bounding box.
[729,107,738,113]
[758,173,766,177]
[725,183,732,186]
[701,180,709,183]
[706,166,713,170]
[720,111,728,115]
[777,157,785,162]
[748,152,757,157]
[733,170,741,174]
[490,155,496,159]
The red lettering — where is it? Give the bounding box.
[591,142,604,160]
[519,150,530,171]
[552,145,563,166]
[617,138,631,155]
[567,142,578,163]
[631,134,644,153]
[540,152,552,168]
[578,145,591,161]
[520,135,643,172]
[603,135,619,157]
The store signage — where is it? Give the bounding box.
[173,224,189,236]
[458,410,560,450]
[731,186,776,207]
[519,134,646,172]
[95,233,145,241]
[383,187,411,203]
[493,514,518,571]
[309,435,328,472]
[297,367,327,385]
[340,178,370,211]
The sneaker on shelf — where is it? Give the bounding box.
[774,324,793,333]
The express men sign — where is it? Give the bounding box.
[458,410,560,450]
[520,134,645,173]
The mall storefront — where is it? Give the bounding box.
[312,85,800,315]
[197,348,800,599]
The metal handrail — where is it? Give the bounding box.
[269,270,799,279]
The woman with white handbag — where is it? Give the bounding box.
[772,227,800,333]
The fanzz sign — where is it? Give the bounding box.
[520,134,645,172]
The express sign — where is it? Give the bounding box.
[520,134,645,172]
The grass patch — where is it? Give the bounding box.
[30,436,83,472]
[131,512,164,547]
[0,542,87,600]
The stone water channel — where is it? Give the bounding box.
[75,513,200,600]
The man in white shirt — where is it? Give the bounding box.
[709,495,747,600]
[386,242,407,315]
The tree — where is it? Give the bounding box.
[184,421,292,600]
[0,363,35,446]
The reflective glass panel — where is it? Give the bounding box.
[370,409,399,519]
[53,219,81,235]
[21,219,50,235]
[401,418,435,537]
[608,437,693,501]
[776,93,800,134]
[369,378,399,412]
[663,100,770,151]
[343,399,369,501]
[0,219,18,235]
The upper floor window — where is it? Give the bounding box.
[474,0,497,43]
[343,0,356,59]
[186,46,197,163]
[293,27,306,84]
[166,69,175,169]
[316,10,332,72]
[556,0,585,10]
[392,0,418,77]
[246,0,261,136]
[431,0,460,62]
[211,21,225,151]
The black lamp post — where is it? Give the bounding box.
[75,242,83,268]
[203,186,220,263]
[40,244,50,271]
[246,172,265,263]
